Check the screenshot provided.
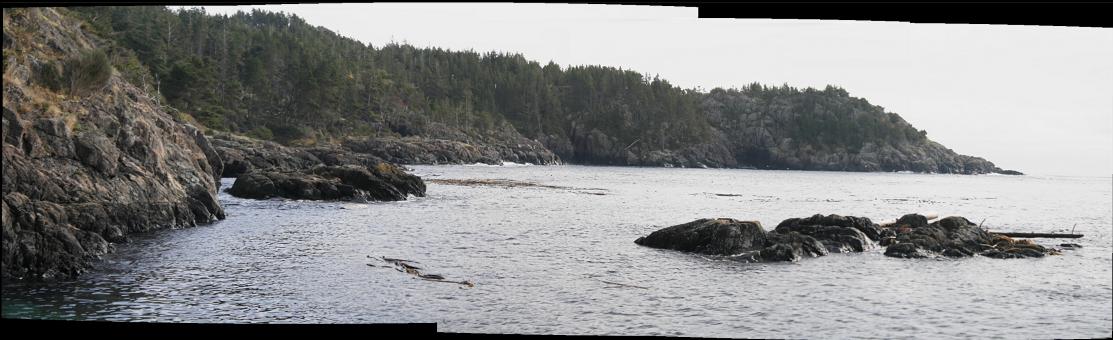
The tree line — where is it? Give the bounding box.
[67,6,932,165]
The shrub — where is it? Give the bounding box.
[245,126,274,141]
[62,49,112,96]
[269,124,309,144]
[33,60,64,91]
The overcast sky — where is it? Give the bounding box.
[190,3,1113,177]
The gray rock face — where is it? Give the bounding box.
[2,8,225,280]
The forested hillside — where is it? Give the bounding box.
[63,6,1017,174]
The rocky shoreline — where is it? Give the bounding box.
[0,9,431,280]
[3,9,227,280]
[636,213,1059,262]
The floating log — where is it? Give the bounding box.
[989,232,1084,239]
[373,255,474,288]
[598,279,649,289]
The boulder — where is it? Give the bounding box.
[634,218,767,256]
[634,218,829,263]
[894,213,929,228]
[775,214,881,252]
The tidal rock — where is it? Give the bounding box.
[752,231,829,262]
[634,218,767,256]
[894,213,929,228]
[634,218,828,263]
[775,214,882,253]
[884,217,989,258]
[883,216,1052,259]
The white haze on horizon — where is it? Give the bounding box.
[181,4,1113,177]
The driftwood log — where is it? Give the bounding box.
[989,232,1084,239]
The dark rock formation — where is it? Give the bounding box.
[637,214,1056,264]
[227,164,425,202]
[634,218,828,262]
[634,218,768,255]
[894,213,930,229]
[745,231,829,262]
[210,133,325,178]
[211,132,427,202]
[775,214,881,252]
[882,216,1053,259]
[2,8,224,280]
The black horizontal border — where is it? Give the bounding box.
[2,1,1111,28]
[697,2,1112,28]
[1,318,436,337]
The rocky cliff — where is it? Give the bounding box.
[2,8,225,280]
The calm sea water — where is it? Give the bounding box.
[3,165,1111,338]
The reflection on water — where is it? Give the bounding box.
[3,166,1112,338]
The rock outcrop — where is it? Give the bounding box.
[882,216,1053,259]
[340,121,560,166]
[227,164,425,202]
[210,133,324,178]
[2,8,225,280]
[210,132,427,202]
[634,218,829,262]
[775,214,882,253]
[637,214,1057,264]
[634,218,769,255]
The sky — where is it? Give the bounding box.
[188,3,1113,177]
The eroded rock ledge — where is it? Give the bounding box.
[211,133,425,202]
[227,164,425,202]
[635,214,1057,262]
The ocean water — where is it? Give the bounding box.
[3,165,1111,338]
